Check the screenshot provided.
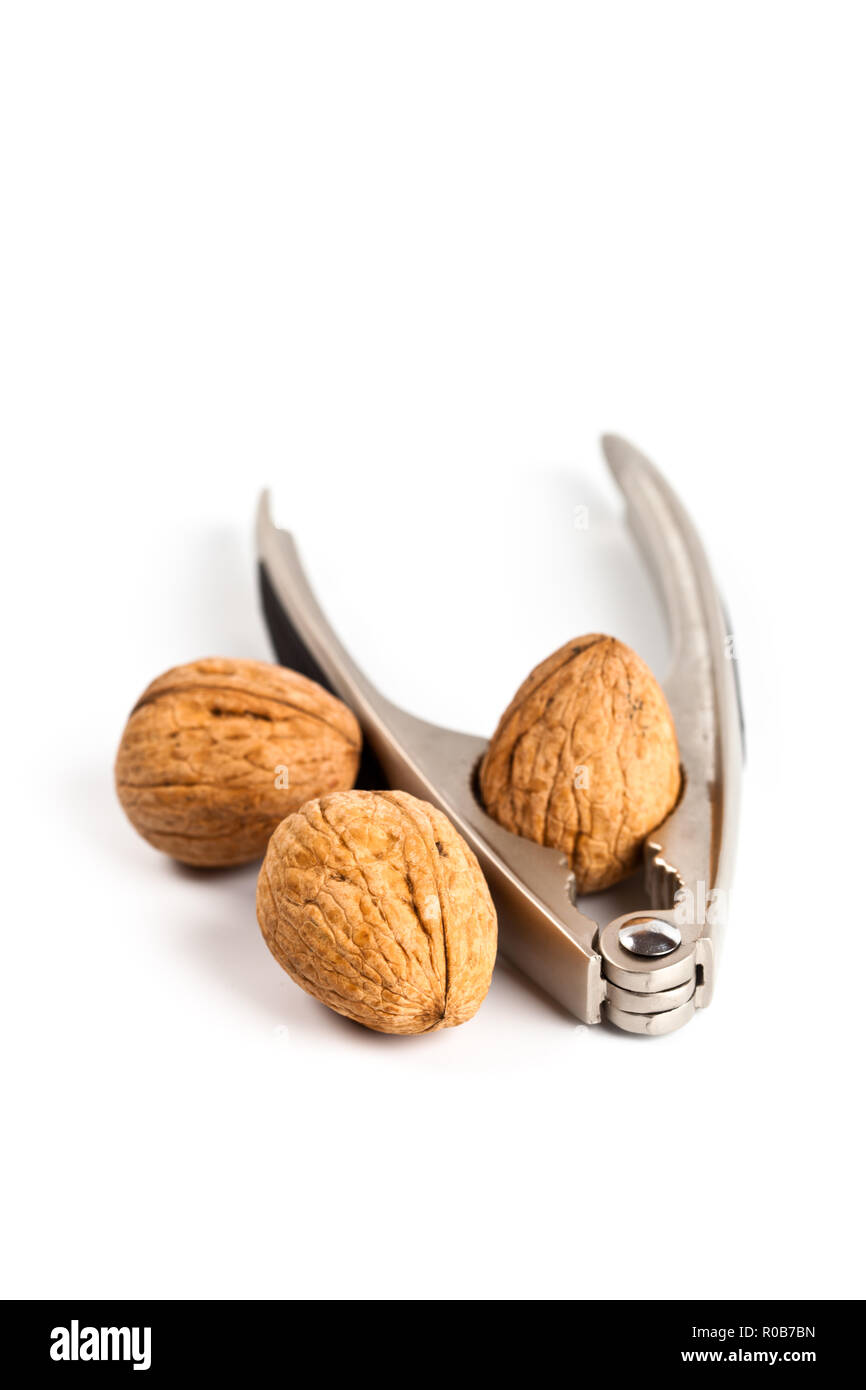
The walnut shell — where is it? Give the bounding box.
[479,635,680,893]
[257,790,497,1034]
[115,658,361,866]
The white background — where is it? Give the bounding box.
[1,2,863,1301]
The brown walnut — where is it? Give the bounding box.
[257,789,497,1034]
[479,635,680,893]
[115,657,361,866]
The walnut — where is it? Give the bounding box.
[115,657,361,867]
[479,635,680,893]
[257,789,497,1034]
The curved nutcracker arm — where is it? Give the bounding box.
[596,437,744,1032]
[256,492,606,1025]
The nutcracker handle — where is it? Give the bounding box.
[258,560,388,791]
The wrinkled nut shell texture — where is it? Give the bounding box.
[479,635,681,893]
[257,790,497,1034]
[115,658,361,866]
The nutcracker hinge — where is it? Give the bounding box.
[598,912,713,1035]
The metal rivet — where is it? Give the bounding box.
[618,918,682,958]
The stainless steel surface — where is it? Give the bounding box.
[606,995,697,1036]
[605,977,695,1014]
[618,918,682,957]
[256,434,743,1035]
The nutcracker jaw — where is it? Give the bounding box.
[256,435,743,1035]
